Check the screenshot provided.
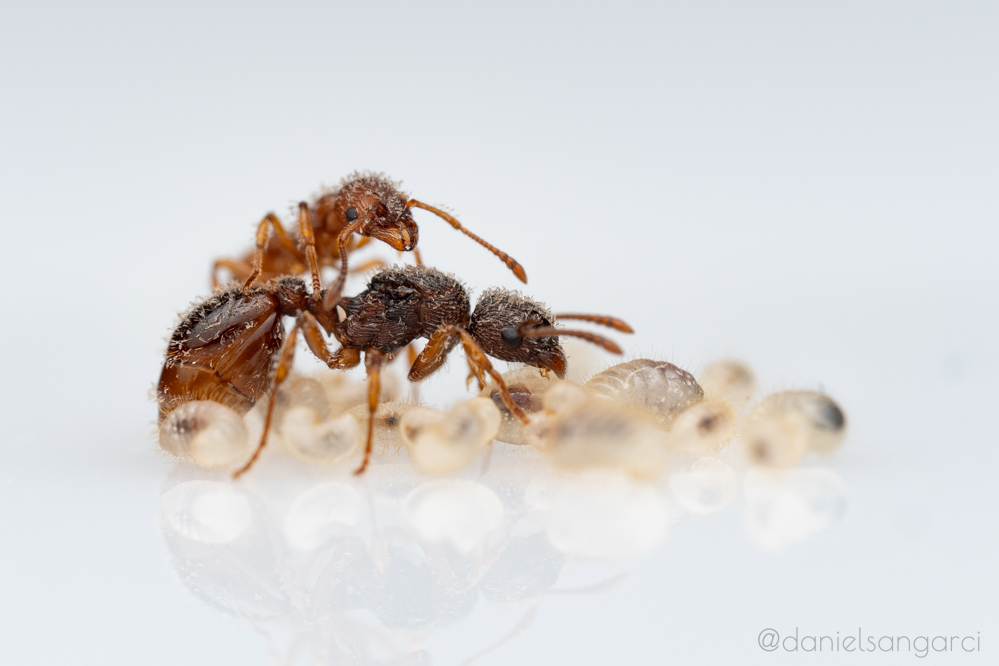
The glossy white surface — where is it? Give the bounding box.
[1,1,996,663]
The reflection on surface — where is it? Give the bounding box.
[159,447,847,664]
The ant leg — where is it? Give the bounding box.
[523,327,624,354]
[322,219,365,310]
[407,342,421,403]
[233,323,300,479]
[211,258,254,288]
[454,329,530,424]
[407,200,526,283]
[354,349,385,475]
[553,313,634,333]
[295,203,323,298]
[408,326,460,382]
[244,213,301,289]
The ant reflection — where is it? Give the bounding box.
[158,444,847,664]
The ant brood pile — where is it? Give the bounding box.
[156,174,847,480]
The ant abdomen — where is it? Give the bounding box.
[158,400,252,468]
[585,359,704,429]
[740,391,847,467]
[400,398,501,476]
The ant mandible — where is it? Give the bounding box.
[313,265,634,475]
[157,212,342,479]
[211,172,528,307]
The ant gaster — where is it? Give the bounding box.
[211,173,528,306]
[158,214,342,479]
[316,265,634,475]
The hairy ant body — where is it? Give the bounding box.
[317,265,633,474]
[212,173,527,308]
[158,216,343,478]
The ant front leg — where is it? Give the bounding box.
[244,213,302,289]
[454,330,528,423]
[354,349,386,476]
[233,323,300,479]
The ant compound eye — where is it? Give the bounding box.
[345,207,358,222]
[501,326,523,350]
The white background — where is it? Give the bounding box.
[1,1,996,663]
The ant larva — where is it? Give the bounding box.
[211,172,527,307]
[321,265,633,475]
[740,390,847,467]
[157,216,343,478]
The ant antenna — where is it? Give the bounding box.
[407,199,528,283]
[522,326,624,354]
[554,313,634,333]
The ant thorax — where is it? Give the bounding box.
[468,288,567,377]
[332,265,470,352]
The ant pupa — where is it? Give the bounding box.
[585,359,704,429]
[400,397,501,476]
[740,390,847,467]
[699,359,755,408]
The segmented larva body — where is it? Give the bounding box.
[400,398,501,476]
[740,390,847,467]
[586,360,704,429]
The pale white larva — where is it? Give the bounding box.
[159,400,252,468]
[281,407,361,466]
[585,359,703,429]
[667,399,736,454]
[740,390,847,467]
[525,383,669,479]
[698,359,755,409]
[400,397,501,476]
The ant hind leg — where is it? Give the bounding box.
[233,323,300,479]
[354,349,386,475]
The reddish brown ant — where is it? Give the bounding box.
[211,173,528,308]
[157,214,343,479]
[315,265,634,475]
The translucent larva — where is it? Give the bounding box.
[698,360,755,408]
[525,385,668,479]
[400,397,501,476]
[740,390,847,467]
[585,359,703,429]
[667,399,736,454]
[281,407,361,466]
[282,401,417,466]
[159,400,252,468]
[479,367,554,445]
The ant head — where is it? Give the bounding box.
[469,289,567,378]
[335,174,418,252]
